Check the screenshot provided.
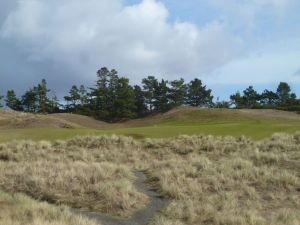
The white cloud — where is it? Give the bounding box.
[294,69,300,77]
[210,0,294,32]
[205,46,300,85]
[0,0,244,85]
[0,0,299,98]
[211,0,293,15]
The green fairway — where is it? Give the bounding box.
[0,108,299,142]
[0,121,300,142]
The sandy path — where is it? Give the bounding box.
[72,171,169,225]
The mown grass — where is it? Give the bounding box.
[0,133,299,225]
[1,108,300,142]
[0,120,299,142]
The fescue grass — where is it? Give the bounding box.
[0,133,299,225]
[0,191,99,225]
[0,161,148,217]
[0,137,149,217]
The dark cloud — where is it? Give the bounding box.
[0,0,17,23]
[0,0,244,97]
[2,0,298,100]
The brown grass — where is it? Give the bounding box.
[0,191,99,225]
[0,109,108,129]
[0,133,299,225]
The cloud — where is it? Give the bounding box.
[205,48,300,85]
[0,0,244,94]
[210,0,295,33]
[294,69,300,77]
[0,0,299,99]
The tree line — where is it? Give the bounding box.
[0,67,299,121]
[229,83,299,111]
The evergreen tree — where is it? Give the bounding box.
[0,94,3,107]
[107,69,119,113]
[90,67,111,118]
[64,85,81,110]
[133,85,148,117]
[79,85,88,105]
[187,79,213,107]
[36,79,51,113]
[230,92,244,108]
[169,78,187,107]
[276,82,294,106]
[6,66,300,118]
[22,88,38,112]
[154,79,170,112]
[5,90,22,111]
[260,90,279,107]
[243,86,260,108]
[113,77,136,119]
[48,93,61,113]
[230,86,260,108]
[142,76,158,111]
[215,98,230,108]
[90,67,139,120]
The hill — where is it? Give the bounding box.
[0,109,108,129]
[122,107,300,127]
[0,107,300,142]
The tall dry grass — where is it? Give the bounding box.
[0,161,147,217]
[0,133,299,225]
[0,190,99,225]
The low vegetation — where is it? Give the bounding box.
[0,107,300,142]
[0,139,148,217]
[0,133,299,225]
[0,191,99,225]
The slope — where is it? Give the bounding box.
[0,107,300,142]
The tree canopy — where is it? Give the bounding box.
[1,68,300,121]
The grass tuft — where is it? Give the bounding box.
[0,133,299,225]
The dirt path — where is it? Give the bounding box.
[72,171,169,225]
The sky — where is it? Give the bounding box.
[0,0,300,100]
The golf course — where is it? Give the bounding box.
[1,107,300,142]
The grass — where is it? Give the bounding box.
[0,140,148,217]
[0,133,299,225]
[0,191,99,225]
[0,120,299,142]
[1,108,300,142]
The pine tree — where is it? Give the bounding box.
[36,79,50,113]
[215,99,230,108]
[5,90,22,111]
[230,91,244,108]
[142,76,158,111]
[169,78,187,107]
[64,85,81,110]
[90,67,111,119]
[107,69,119,113]
[79,85,88,105]
[243,86,260,108]
[154,79,170,112]
[133,85,148,117]
[48,93,61,113]
[22,88,38,112]
[276,82,294,106]
[113,77,136,119]
[187,79,213,107]
[260,90,278,107]
[0,94,3,107]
